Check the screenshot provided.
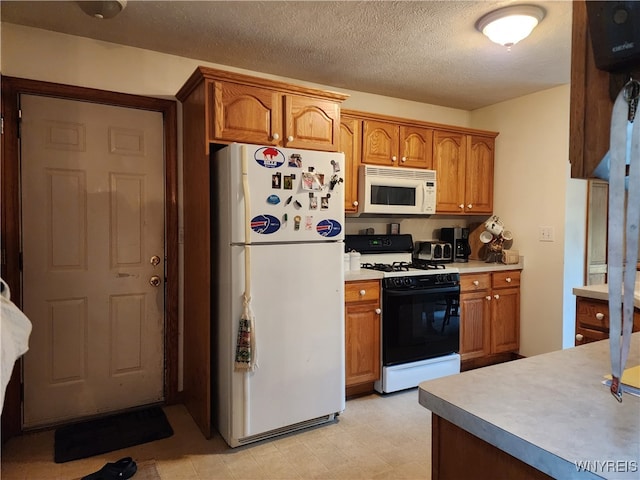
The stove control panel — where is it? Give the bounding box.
[383,273,460,290]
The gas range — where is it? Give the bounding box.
[345,234,460,279]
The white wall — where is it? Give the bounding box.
[470,85,581,356]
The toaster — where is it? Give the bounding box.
[413,241,453,264]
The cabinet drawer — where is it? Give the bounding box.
[345,280,380,303]
[492,270,520,289]
[576,298,609,332]
[460,273,491,292]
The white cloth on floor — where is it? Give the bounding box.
[1,277,32,412]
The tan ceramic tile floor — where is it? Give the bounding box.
[1,389,432,480]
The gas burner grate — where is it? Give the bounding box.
[410,261,446,270]
[362,261,412,272]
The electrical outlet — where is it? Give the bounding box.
[539,226,554,242]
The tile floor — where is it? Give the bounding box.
[1,389,432,479]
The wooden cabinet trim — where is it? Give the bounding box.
[177,66,349,103]
[342,108,498,139]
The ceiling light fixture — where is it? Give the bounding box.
[77,0,127,20]
[475,4,546,49]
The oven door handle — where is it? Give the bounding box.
[384,286,460,296]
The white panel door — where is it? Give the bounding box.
[20,94,165,428]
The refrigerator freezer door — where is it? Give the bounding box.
[218,242,345,445]
[217,143,345,244]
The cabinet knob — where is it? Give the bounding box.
[467,204,473,209]
[353,201,359,207]
[473,280,479,286]
[401,156,407,162]
[576,333,584,342]
[595,312,604,320]
[272,133,280,140]
[486,296,492,301]
[287,135,294,142]
[505,277,512,283]
[459,204,464,209]
[375,308,381,315]
[359,289,366,296]
[494,294,500,300]
[391,156,397,162]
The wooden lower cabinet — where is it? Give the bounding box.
[459,271,520,365]
[345,280,381,396]
[575,296,640,345]
[432,415,553,480]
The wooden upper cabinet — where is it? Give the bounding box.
[433,130,467,213]
[362,120,433,168]
[213,82,281,145]
[362,120,399,166]
[400,126,434,168]
[176,66,349,152]
[340,116,361,213]
[465,136,494,214]
[285,96,341,151]
[434,131,494,215]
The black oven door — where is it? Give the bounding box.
[382,285,460,366]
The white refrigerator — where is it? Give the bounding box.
[213,143,346,447]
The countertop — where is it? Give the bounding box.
[573,273,640,309]
[345,258,524,282]
[419,333,640,479]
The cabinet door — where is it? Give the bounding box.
[362,120,400,166]
[491,287,520,353]
[345,302,381,386]
[284,96,340,151]
[465,136,494,214]
[340,117,361,213]
[459,291,490,360]
[433,130,466,213]
[213,81,281,145]
[400,126,433,169]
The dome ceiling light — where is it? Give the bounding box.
[77,0,127,20]
[475,4,546,49]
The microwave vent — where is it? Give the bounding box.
[363,165,436,181]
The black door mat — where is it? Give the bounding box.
[54,406,174,463]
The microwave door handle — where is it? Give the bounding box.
[422,182,428,212]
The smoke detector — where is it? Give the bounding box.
[78,0,127,19]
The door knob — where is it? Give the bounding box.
[149,275,162,287]
[150,255,161,266]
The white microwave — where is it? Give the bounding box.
[357,165,436,215]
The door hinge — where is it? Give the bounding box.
[1,115,4,135]
[17,108,22,139]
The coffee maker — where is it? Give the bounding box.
[440,227,471,263]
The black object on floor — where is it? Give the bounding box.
[81,456,137,480]
[54,407,173,463]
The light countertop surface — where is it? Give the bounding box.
[573,274,640,309]
[419,333,640,479]
[345,258,524,282]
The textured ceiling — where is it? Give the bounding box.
[0,1,573,110]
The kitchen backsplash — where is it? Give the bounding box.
[345,216,486,241]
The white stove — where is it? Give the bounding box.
[345,234,462,394]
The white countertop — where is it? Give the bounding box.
[344,258,524,282]
[419,333,640,479]
[573,274,640,309]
